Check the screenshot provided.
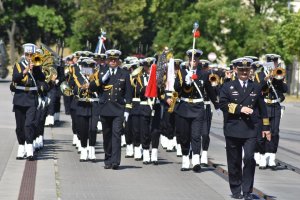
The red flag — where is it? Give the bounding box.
[145,64,157,97]
[193,30,200,38]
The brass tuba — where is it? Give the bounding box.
[209,73,220,87]
[60,81,73,96]
[31,53,44,66]
[272,67,286,80]
[167,91,178,113]
[42,66,57,83]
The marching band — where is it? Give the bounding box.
[11,40,287,199]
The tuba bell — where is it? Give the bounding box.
[42,66,57,83]
[209,73,220,87]
[31,53,43,66]
[272,67,286,80]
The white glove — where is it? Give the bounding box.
[124,112,129,122]
[185,74,192,85]
[102,70,110,82]
[216,108,221,116]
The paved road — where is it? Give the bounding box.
[0,79,299,200]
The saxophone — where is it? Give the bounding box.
[167,91,178,113]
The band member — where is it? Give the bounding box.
[73,58,100,162]
[12,43,45,160]
[62,55,74,115]
[139,57,156,164]
[174,49,219,172]
[219,57,271,200]
[255,54,287,169]
[90,49,132,169]
[160,58,182,153]
[123,61,140,158]
[198,59,220,165]
[33,49,56,151]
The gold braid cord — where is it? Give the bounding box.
[228,103,238,114]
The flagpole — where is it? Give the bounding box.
[190,22,199,71]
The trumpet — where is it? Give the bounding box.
[272,67,286,80]
[167,91,178,113]
[209,73,220,87]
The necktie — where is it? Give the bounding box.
[111,69,115,76]
[243,81,247,93]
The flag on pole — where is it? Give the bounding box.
[193,22,200,38]
[145,64,157,97]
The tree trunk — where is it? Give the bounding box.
[0,0,4,13]
[7,20,16,64]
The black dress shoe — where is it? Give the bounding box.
[27,156,35,161]
[125,155,134,158]
[259,166,267,170]
[104,165,112,169]
[243,193,253,200]
[231,193,243,199]
[112,165,119,170]
[192,164,201,172]
[269,165,277,170]
[181,168,189,171]
[152,161,158,165]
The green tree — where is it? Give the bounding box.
[68,0,146,55]
[26,5,66,43]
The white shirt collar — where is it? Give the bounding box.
[109,67,118,75]
[238,79,248,87]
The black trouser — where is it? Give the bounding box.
[48,88,61,116]
[77,115,98,148]
[257,115,280,154]
[175,114,181,144]
[34,106,48,139]
[140,115,151,150]
[131,115,141,147]
[202,105,212,151]
[101,116,123,166]
[70,108,77,135]
[63,95,71,114]
[177,112,204,156]
[266,115,280,153]
[124,116,133,145]
[160,111,175,140]
[14,105,36,145]
[225,136,256,195]
[150,104,162,149]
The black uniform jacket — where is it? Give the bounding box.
[174,68,219,118]
[90,66,132,117]
[12,59,45,107]
[255,71,288,117]
[219,79,270,138]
